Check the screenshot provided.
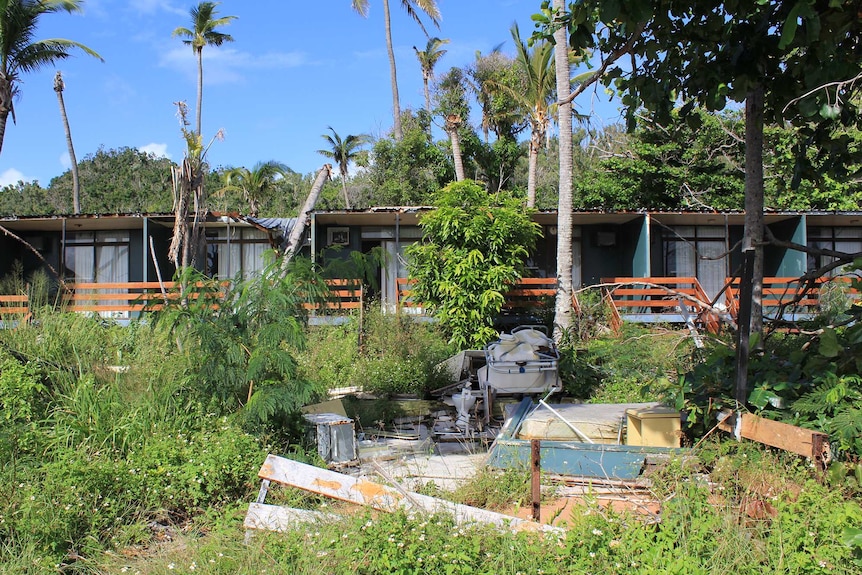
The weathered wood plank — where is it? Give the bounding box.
[258,454,561,533]
[719,412,831,467]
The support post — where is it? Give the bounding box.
[735,249,755,406]
[531,439,541,522]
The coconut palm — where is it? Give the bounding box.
[512,24,556,208]
[351,0,440,141]
[552,0,574,340]
[317,127,368,209]
[172,1,236,137]
[413,36,448,114]
[53,71,80,213]
[221,161,290,217]
[0,0,101,158]
[434,67,469,182]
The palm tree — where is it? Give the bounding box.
[351,0,440,141]
[53,71,80,213]
[552,0,574,341]
[317,127,368,209]
[172,2,236,137]
[0,0,101,158]
[413,36,448,114]
[509,24,555,208]
[434,67,469,182]
[221,161,290,217]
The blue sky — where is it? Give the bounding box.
[0,0,623,188]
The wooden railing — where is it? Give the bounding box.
[395,277,578,313]
[601,277,721,333]
[725,275,859,320]
[0,279,363,319]
[60,281,227,314]
[302,279,363,311]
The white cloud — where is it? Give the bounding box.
[60,152,72,171]
[139,143,171,159]
[160,46,308,85]
[0,168,28,187]
[130,0,186,17]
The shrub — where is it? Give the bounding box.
[299,306,453,397]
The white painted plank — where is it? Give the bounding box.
[243,502,338,532]
[258,454,562,533]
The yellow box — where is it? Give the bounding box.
[625,406,681,447]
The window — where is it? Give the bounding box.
[207,227,271,280]
[64,231,130,318]
[663,226,727,301]
[64,231,129,283]
[807,227,862,276]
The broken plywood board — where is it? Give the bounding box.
[258,453,561,533]
[719,412,831,469]
[244,503,339,532]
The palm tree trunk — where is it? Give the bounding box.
[0,76,13,158]
[283,164,333,265]
[54,72,80,214]
[383,0,403,141]
[552,0,574,341]
[446,115,465,182]
[423,74,431,115]
[340,175,352,209]
[196,46,204,136]
[527,130,541,208]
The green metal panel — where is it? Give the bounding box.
[771,216,806,276]
[487,398,681,480]
[632,215,650,277]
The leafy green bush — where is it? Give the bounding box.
[2,415,265,561]
[406,179,541,348]
[153,260,326,433]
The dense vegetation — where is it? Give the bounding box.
[1,279,861,572]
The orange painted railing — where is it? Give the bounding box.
[302,279,364,311]
[0,279,364,318]
[60,281,228,314]
[601,277,721,333]
[396,277,579,313]
[725,275,859,320]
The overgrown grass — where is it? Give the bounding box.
[558,322,697,403]
[83,445,862,575]
[298,305,454,397]
[1,290,860,574]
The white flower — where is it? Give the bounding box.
[592,528,603,536]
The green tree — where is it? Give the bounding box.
[46,146,178,213]
[538,0,862,392]
[220,161,290,217]
[351,0,440,141]
[469,49,525,142]
[0,0,101,157]
[172,1,236,137]
[413,36,448,115]
[317,127,368,209]
[0,180,52,215]
[360,112,452,206]
[406,180,541,348]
